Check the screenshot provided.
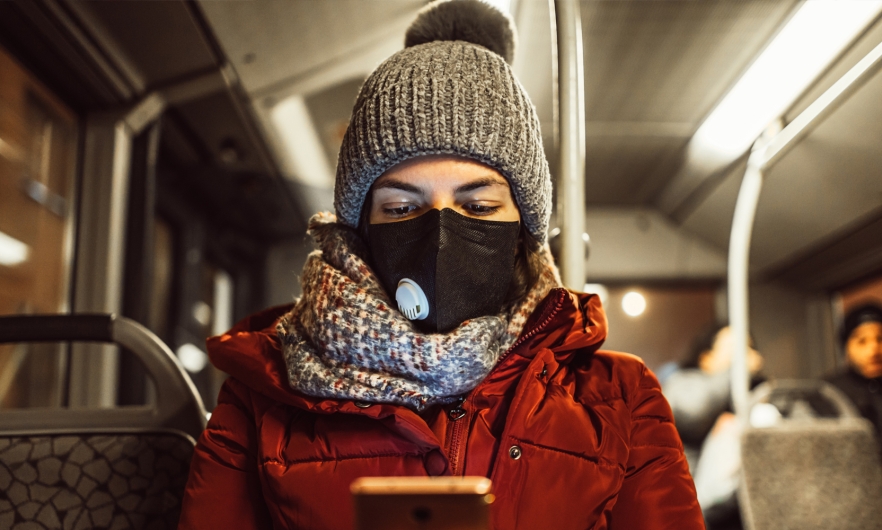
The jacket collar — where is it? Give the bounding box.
[207,288,608,412]
[507,287,607,365]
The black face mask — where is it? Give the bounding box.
[368,208,520,333]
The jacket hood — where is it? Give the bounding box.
[206,288,607,410]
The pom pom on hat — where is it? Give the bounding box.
[405,0,517,64]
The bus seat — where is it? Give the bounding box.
[0,314,207,530]
[740,380,882,530]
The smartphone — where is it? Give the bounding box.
[351,476,494,530]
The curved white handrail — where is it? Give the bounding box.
[728,38,882,424]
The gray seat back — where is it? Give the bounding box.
[740,380,882,530]
[0,314,207,530]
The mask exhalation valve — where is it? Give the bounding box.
[396,278,429,321]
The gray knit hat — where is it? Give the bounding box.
[334,0,552,242]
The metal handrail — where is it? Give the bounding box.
[728,38,882,423]
[554,0,587,290]
[0,314,207,439]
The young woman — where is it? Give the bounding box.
[179,1,702,528]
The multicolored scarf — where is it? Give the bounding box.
[277,213,561,410]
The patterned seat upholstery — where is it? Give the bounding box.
[0,432,194,530]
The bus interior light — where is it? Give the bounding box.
[0,231,29,266]
[622,291,646,318]
[691,0,882,160]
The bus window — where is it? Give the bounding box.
[148,217,175,342]
[117,216,176,406]
[173,260,234,411]
[0,45,77,409]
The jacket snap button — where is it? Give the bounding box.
[354,401,372,408]
[448,408,466,421]
[540,367,548,377]
[509,445,522,460]
[425,451,447,476]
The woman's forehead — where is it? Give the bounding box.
[374,155,509,190]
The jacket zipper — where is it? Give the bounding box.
[447,401,469,475]
[445,289,568,476]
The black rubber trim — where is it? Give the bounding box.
[0,314,114,343]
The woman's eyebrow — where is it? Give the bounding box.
[455,176,508,194]
[372,179,422,194]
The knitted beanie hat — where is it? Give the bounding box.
[334,0,552,242]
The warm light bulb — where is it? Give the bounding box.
[622,291,646,317]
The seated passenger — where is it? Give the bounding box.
[178,2,703,528]
[663,325,764,530]
[824,302,882,456]
[663,325,763,469]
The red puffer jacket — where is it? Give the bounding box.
[179,289,703,529]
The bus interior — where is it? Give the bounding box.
[1,0,882,528]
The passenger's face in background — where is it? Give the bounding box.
[699,327,763,376]
[846,322,882,379]
[369,155,520,224]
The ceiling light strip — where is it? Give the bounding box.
[692,0,882,161]
[762,37,882,168]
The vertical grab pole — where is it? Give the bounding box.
[554,0,587,290]
[727,145,766,425]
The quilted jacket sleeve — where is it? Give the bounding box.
[609,366,705,529]
[178,378,273,530]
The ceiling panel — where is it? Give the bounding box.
[76,0,220,89]
[174,91,269,175]
[585,135,687,206]
[680,65,882,275]
[582,0,797,123]
[197,0,423,96]
[750,66,882,271]
[679,156,743,253]
[581,0,799,204]
[767,212,882,291]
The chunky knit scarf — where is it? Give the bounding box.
[277,213,561,411]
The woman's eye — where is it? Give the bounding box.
[382,205,418,218]
[463,203,501,215]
